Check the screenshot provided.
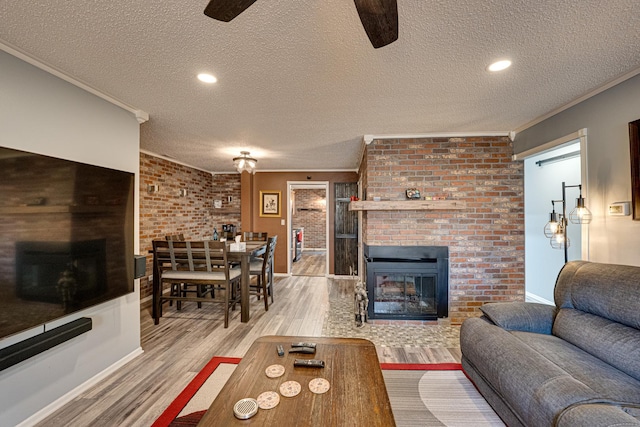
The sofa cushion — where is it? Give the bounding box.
[511,331,640,405]
[553,308,640,381]
[480,302,555,334]
[461,318,640,427]
[556,403,640,426]
[554,261,640,329]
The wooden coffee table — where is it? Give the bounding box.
[198,336,395,426]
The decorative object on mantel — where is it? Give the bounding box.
[233,151,257,174]
[424,195,447,200]
[405,188,421,199]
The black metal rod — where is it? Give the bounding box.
[562,182,568,264]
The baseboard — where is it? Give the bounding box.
[16,346,144,427]
[525,292,554,305]
[273,272,290,277]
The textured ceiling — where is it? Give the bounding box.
[1,0,639,173]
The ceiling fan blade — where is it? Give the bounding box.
[204,0,258,22]
[354,0,398,48]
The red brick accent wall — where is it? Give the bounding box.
[361,137,524,324]
[139,153,241,299]
[292,189,327,249]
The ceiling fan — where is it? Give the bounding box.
[203,0,398,49]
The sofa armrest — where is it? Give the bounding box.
[479,302,556,334]
[557,403,640,426]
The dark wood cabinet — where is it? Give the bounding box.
[334,182,358,275]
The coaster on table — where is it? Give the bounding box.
[257,391,280,410]
[279,380,302,397]
[265,364,285,378]
[309,378,330,394]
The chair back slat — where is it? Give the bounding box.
[243,231,268,242]
[153,240,231,277]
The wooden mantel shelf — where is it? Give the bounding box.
[349,200,466,211]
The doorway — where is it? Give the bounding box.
[521,130,588,304]
[287,182,329,276]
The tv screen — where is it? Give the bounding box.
[0,146,134,340]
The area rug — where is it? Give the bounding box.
[152,357,505,427]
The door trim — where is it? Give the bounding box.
[286,181,330,276]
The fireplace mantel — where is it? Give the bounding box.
[349,200,466,211]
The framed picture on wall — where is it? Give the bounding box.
[630,119,640,220]
[260,191,281,217]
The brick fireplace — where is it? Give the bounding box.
[359,136,525,325]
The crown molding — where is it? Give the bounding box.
[0,40,148,123]
[363,131,511,144]
[514,67,640,134]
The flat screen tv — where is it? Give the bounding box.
[0,146,134,340]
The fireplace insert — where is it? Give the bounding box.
[364,244,448,320]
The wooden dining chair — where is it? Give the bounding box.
[153,240,242,327]
[249,235,277,310]
[165,233,187,308]
[243,231,268,242]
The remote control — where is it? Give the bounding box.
[276,345,285,357]
[294,359,325,368]
[291,342,316,349]
[288,346,316,354]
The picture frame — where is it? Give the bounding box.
[630,119,640,220]
[260,191,281,217]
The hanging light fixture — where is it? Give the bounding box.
[233,151,257,174]
[550,218,570,250]
[543,182,589,263]
[569,188,592,224]
[543,202,560,238]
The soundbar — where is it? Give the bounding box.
[0,317,92,371]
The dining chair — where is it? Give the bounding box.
[153,240,242,327]
[249,235,277,310]
[165,233,187,308]
[243,231,268,242]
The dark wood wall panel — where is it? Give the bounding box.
[334,183,358,275]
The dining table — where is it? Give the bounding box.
[151,239,267,324]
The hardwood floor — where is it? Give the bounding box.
[291,250,326,276]
[35,275,459,426]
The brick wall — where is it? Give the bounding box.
[292,189,327,249]
[139,153,241,299]
[361,137,524,324]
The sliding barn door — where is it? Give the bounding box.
[334,182,358,275]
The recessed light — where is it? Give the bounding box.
[487,60,512,72]
[197,73,217,83]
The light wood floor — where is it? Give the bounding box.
[292,250,326,276]
[36,276,460,427]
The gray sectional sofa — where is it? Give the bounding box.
[460,261,640,426]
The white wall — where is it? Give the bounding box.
[0,51,142,426]
[515,74,640,267]
[524,143,581,303]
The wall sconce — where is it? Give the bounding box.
[543,182,591,263]
[179,188,188,197]
[147,184,159,193]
